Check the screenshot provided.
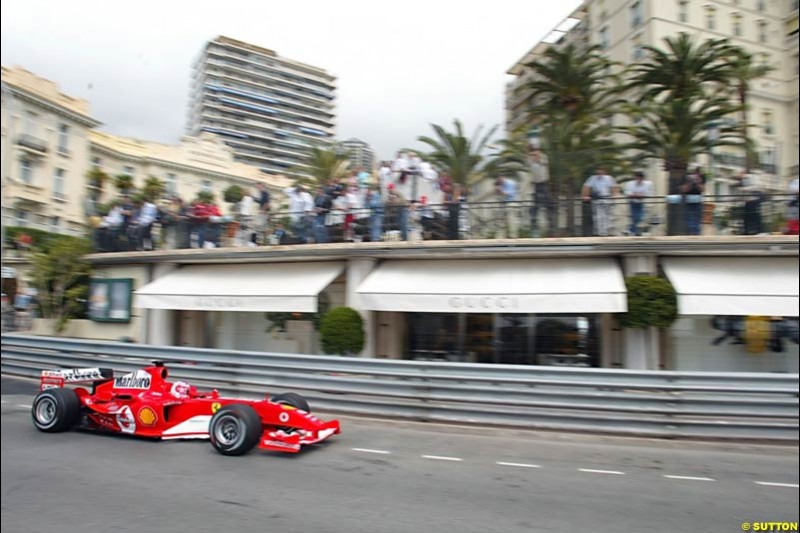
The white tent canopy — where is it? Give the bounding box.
[136,262,344,313]
[662,257,799,316]
[357,258,627,313]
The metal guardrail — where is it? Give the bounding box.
[1,334,798,442]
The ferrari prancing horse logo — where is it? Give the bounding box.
[211,402,222,414]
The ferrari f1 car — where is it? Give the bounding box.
[31,363,340,456]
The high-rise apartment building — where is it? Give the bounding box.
[340,138,375,171]
[506,0,799,194]
[187,36,337,177]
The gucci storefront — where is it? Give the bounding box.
[357,258,625,367]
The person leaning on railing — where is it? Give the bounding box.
[582,168,619,237]
[623,171,654,236]
[680,167,706,236]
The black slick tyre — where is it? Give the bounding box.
[209,404,262,456]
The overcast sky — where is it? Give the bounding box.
[1,0,581,160]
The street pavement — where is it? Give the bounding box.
[2,376,798,533]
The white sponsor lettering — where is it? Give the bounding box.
[196,297,243,308]
[448,296,519,310]
[42,368,106,382]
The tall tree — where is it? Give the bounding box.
[519,43,626,231]
[292,145,351,189]
[728,49,774,172]
[626,34,740,194]
[417,119,497,185]
[30,237,93,334]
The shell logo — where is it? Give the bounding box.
[138,406,158,426]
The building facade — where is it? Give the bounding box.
[72,236,799,374]
[1,66,101,237]
[187,36,337,178]
[505,0,800,195]
[89,131,291,215]
[340,138,375,171]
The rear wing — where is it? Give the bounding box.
[40,368,114,390]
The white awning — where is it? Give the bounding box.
[136,262,343,313]
[356,259,626,313]
[662,257,799,316]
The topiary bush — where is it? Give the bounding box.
[320,306,364,355]
[619,275,678,329]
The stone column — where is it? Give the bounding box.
[345,258,377,357]
[621,254,660,370]
[145,263,177,346]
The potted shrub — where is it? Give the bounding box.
[320,307,364,355]
[619,275,678,329]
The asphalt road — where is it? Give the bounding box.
[2,376,798,533]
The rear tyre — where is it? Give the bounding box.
[209,404,262,456]
[31,388,81,433]
[269,392,310,412]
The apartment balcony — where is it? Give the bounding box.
[8,182,49,205]
[16,134,48,155]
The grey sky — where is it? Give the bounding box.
[1,0,581,161]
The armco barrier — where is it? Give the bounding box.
[1,334,798,442]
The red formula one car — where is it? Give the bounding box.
[30,363,340,456]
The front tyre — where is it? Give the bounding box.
[269,392,310,412]
[31,388,81,433]
[209,404,262,456]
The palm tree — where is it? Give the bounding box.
[626,34,740,194]
[417,119,497,185]
[142,176,166,202]
[292,145,350,189]
[519,43,626,232]
[114,173,135,195]
[728,49,774,172]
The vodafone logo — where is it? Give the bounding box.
[116,406,136,434]
[279,412,290,423]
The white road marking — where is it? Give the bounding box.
[422,455,463,462]
[663,475,715,482]
[754,481,799,488]
[578,468,626,475]
[16,404,32,409]
[351,448,392,455]
[496,462,542,469]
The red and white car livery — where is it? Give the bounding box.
[32,363,340,456]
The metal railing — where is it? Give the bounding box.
[2,334,797,442]
[89,193,799,252]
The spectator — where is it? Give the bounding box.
[239,188,257,246]
[136,198,159,250]
[527,148,551,235]
[681,166,706,236]
[206,200,224,248]
[494,175,519,238]
[283,185,314,243]
[366,186,384,242]
[255,182,271,244]
[269,222,289,245]
[385,183,409,241]
[734,172,765,235]
[378,161,392,197]
[624,171,654,236]
[98,202,124,252]
[313,185,333,244]
[443,181,461,240]
[191,198,211,248]
[785,176,799,235]
[392,151,411,199]
[582,167,619,237]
